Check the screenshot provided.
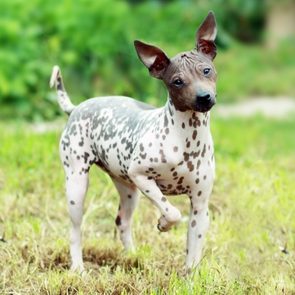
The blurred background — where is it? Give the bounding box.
[0,0,294,121]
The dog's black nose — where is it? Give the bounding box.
[195,92,216,112]
[197,93,211,102]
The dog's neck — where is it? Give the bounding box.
[162,98,211,134]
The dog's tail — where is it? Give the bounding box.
[50,65,75,115]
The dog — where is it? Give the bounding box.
[50,11,217,273]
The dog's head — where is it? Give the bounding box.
[134,12,217,113]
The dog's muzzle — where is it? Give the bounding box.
[195,93,216,112]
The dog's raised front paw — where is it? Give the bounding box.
[157,215,174,232]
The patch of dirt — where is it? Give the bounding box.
[38,246,143,272]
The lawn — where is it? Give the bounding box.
[0,116,294,294]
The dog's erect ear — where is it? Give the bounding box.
[196,11,217,60]
[134,40,170,79]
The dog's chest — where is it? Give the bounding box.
[132,110,215,196]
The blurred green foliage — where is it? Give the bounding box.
[0,0,294,120]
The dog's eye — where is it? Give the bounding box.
[203,68,211,76]
[172,78,184,88]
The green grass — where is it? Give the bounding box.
[0,117,294,294]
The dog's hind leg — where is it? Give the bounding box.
[112,179,139,251]
[62,157,89,273]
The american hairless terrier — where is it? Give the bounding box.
[50,12,217,273]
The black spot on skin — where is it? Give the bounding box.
[187,161,194,172]
[182,123,185,129]
[197,141,200,147]
[149,142,152,147]
[159,149,167,163]
[78,137,84,146]
[186,141,191,148]
[161,197,167,202]
[162,135,166,140]
[128,194,132,199]
[165,128,169,135]
[203,175,207,180]
[172,171,177,177]
[145,190,150,193]
[139,153,147,159]
[139,143,144,152]
[164,114,169,127]
[63,161,70,167]
[195,178,199,184]
[198,234,202,238]
[194,210,198,215]
[70,200,75,205]
[177,177,184,184]
[191,220,196,227]
[192,130,198,140]
[173,146,178,152]
[183,152,189,162]
[197,191,202,196]
[148,176,153,180]
[115,216,121,226]
[201,144,206,157]
[83,152,90,164]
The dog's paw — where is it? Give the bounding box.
[157,215,174,232]
[70,263,85,274]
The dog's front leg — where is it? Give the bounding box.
[129,172,181,232]
[185,194,210,273]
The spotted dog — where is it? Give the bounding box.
[50,12,218,273]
